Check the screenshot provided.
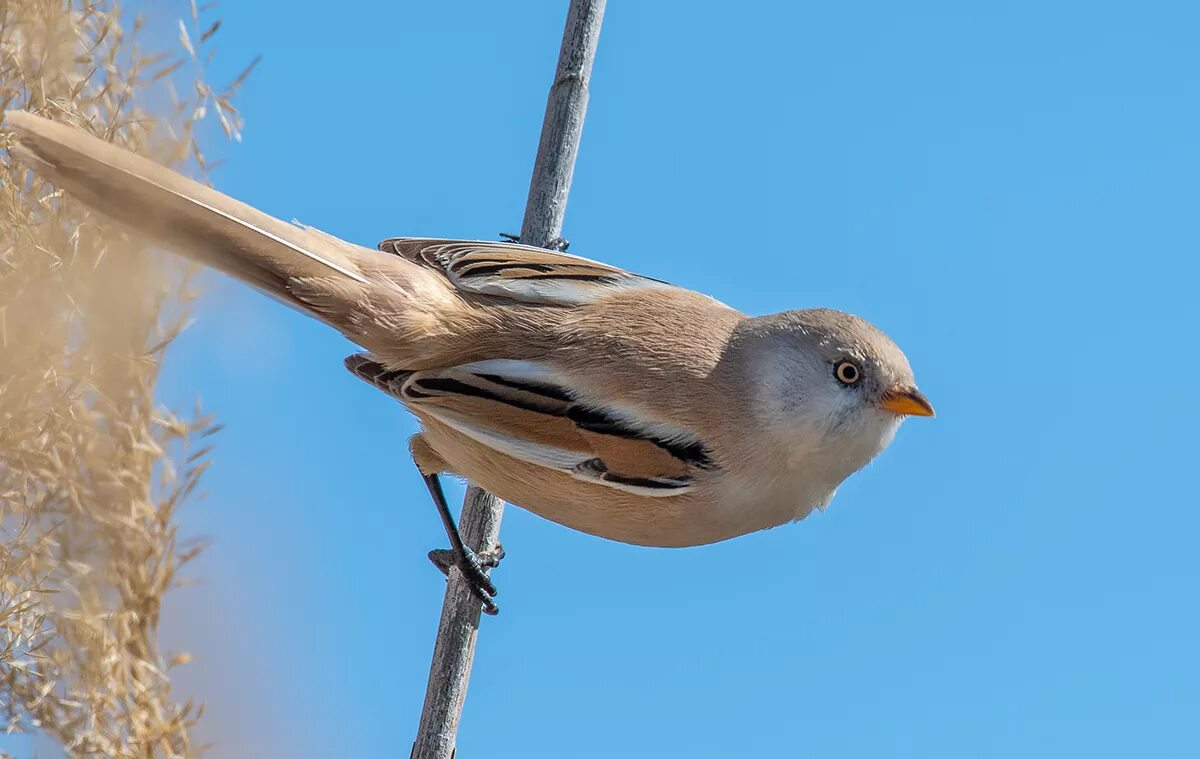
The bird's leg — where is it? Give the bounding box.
[344,362,505,614]
[422,473,502,616]
[499,231,570,252]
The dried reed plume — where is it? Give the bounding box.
[0,2,255,756]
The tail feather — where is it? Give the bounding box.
[3,110,369,311]
[3,110,484,369]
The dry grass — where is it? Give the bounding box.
[0,2,254,756]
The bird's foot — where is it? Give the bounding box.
[428,544,505,615]
[499,232,570,252]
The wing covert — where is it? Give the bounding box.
[345,354,713,497]
[377,238,674,306]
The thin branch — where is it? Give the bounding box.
[410,2,607,757]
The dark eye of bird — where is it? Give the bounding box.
[834,361,861,386]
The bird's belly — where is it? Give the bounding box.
[417,416,771,548]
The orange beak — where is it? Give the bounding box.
[879,386,935,417]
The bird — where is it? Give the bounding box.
[4,110,933,614]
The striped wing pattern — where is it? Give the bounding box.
[377,238,673,305]
[346,355,713,497]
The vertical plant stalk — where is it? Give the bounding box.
[410,2,607,757]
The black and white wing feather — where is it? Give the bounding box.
[378,238,674,306]
[346,354,714,497]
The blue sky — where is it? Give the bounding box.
[10,1,1200,757]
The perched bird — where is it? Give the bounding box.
[4,111,933,614]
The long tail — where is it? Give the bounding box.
[4,110,376,319]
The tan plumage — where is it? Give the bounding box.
[4,110,933,551]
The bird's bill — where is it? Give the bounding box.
[879,386,935,417]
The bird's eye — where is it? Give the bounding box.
[834,361,861,386]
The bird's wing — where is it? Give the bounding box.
[378,237,677,306]
[345,354,714,496]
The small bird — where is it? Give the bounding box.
[5,111,933,614]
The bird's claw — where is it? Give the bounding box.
[499,232,570,252]
[428,544,505,615]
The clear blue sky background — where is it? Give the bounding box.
[9,1,1200,757]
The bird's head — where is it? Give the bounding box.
[743,308,933,496]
